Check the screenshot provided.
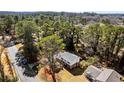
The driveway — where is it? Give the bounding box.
[7,46,40,82]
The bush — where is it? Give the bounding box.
[80,56,99,69]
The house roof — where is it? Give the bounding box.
[56,52,80,66]
[84,65,102,79]
[84,65,122,82]
[96,68,122,82]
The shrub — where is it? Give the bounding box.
[80,56,99,69]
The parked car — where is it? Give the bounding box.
[15,52,28,67]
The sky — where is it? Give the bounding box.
[0,0,124,13]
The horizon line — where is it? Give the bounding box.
[0,11,124,14]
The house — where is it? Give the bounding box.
[84,65,122,82]
[55,52,81,69]
[84,65,102,81]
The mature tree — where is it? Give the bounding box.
[80,18,87,25]
[74,25,83,46]
[37,34,65,82]
[99,25,124,61]
[81,24,124,64]
[4,15,15,34]
[101,18,110,25]
[0,21,5,40]
[60,21,75,51]
[41,20,54,37]
[81,23,102,53]
[16,20,39,63]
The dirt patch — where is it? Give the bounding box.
[0,46,17,81]
[37,65,61,82]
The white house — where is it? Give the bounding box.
[55,52,81,69]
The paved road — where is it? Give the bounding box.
[7,46,40,82]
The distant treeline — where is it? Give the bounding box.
[0,11,124,17]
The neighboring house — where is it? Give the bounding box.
[84,65,102,81]
[84,65,122,82]
[55,52,81,69]
[96,68,122,82]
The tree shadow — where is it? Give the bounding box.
[22,64,38,77]
[64,66,84,76]
[15,51,38,77]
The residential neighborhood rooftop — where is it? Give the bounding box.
[84,65,102,79]
[96,68,122,82]
[84,65,122,82]
[56,52,81,66]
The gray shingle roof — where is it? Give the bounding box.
[96,69,122,82]
[56,52,80,66]
[84,65,122,82]
[84,65,102,79]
